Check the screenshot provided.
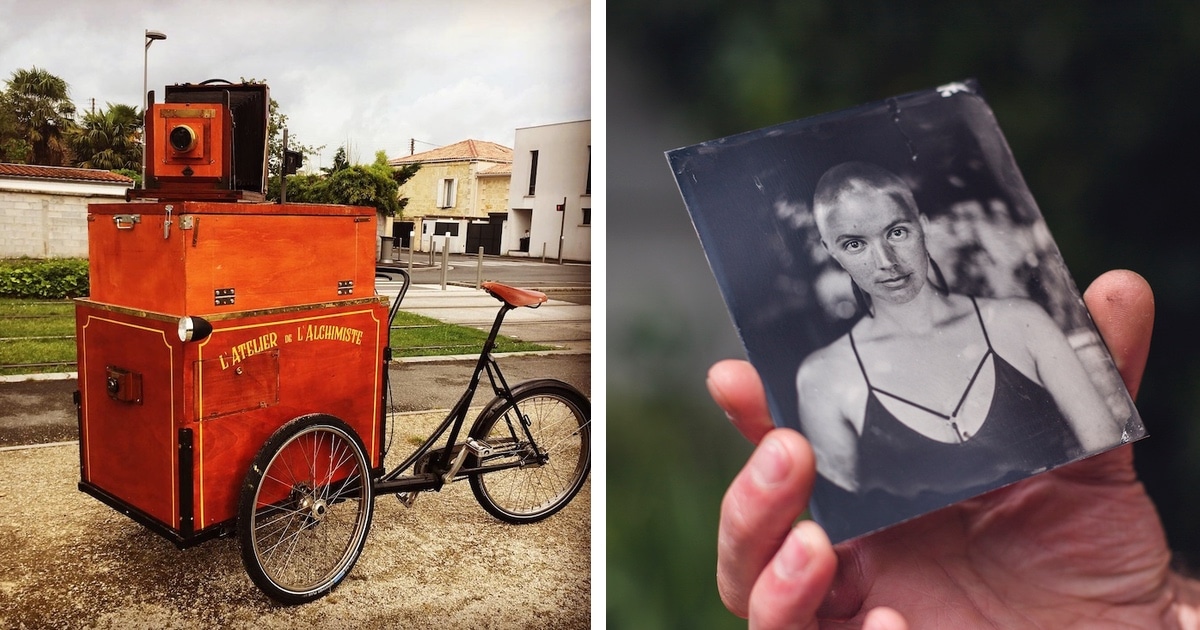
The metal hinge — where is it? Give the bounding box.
[337,280,354,295]
[214,288,235,306]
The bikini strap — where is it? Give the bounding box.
[971,296,993,350]
[847,329,872,388]
[855,328,952,419]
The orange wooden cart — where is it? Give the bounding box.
[74,81,590,604]
[75,200,386,543]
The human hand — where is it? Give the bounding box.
[706,270,1199,629]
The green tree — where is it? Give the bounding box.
[282,173,331,203]
[284,149,418,217]
[0,67,78,166]
[265,97,320,179]
[376,150,420,215]
[69,103,141,171]
[0,101,29,162]
[323,146,351,175]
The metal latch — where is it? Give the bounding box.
[163,204,174,240]
[112,214,141,230]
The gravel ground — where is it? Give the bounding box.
[0,410,591,629]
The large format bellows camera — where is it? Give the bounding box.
[134,80,270,201]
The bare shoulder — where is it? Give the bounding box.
[975,295,1059,334]
[795,334,864,428]
[975,296,1070,372]
[796,334,859,393]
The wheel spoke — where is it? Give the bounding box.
[469,388,590,522]
[240,417,374,604]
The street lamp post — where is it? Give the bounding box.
[142,29,167,187]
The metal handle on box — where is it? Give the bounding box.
[113,214,141,230]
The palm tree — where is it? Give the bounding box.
[70,103,142,171]
[1,67,78,166]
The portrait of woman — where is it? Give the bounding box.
[796,161,1123,540]
[668,81,1144,542]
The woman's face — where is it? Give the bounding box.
[818,187,930,305]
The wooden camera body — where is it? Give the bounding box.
[138,81,271,202]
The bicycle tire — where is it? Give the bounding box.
[237,414,374,604]
[467,380,590,524]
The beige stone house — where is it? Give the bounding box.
[388,139,513,254]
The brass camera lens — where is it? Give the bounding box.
[169,125,197,152]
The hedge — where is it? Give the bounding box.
[0,258,89,299]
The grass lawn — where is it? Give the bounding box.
[389,310,548,357]
[0,298,550,375]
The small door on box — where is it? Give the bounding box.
[195,349,280,419]
[77,309,179,529]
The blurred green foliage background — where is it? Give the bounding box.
[608,2,1200,627]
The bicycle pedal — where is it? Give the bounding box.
[467,438,494,457]
[395,492,418,508]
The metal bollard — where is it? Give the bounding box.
[541,242,546,264]
[476,246,484,289]
[408,230,415,272]
[440,234,450,290]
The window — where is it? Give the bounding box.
[436,178,457,208]
[433,221,460,236]
[527,150,539,196]
[582,207,591,226]
[585,146,591,195]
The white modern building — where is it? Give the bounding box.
[505,120,591,262]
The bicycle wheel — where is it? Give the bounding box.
[468,380,590,524]
[237,414,374,604]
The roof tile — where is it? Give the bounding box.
[0,163,134,184]
[389,139,512,166]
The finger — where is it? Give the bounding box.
[862,607,909,630]
[718,428,817,618]
[708,359,775,444]
[746,521,837,630]
[1083,269,1154,400]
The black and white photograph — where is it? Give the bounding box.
[667,80,1146,542]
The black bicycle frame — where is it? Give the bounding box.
[371,275,539,496]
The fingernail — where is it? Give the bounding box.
[774,525,811,580]
[749,436,789,488]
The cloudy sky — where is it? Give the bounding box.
[0,0,592,170]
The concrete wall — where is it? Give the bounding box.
[507,120,592,262]
[0,181,129,258]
